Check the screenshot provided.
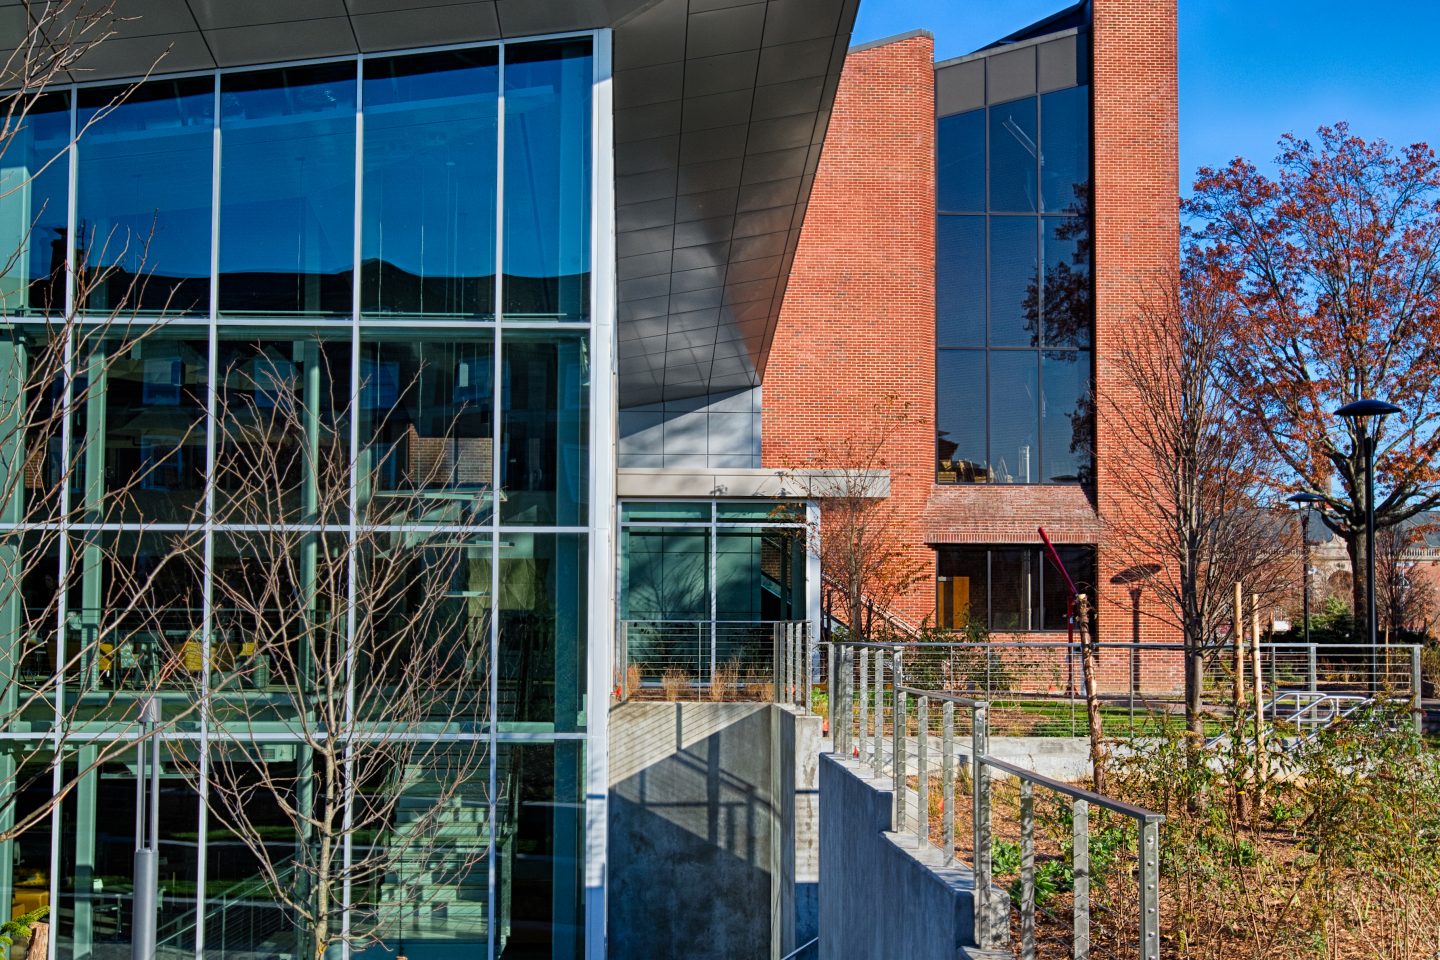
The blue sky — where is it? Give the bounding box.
[850,0,1440,193]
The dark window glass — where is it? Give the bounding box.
[989,216,1038,347]
[937,109,984,213]
[219,64,356,315]
[215,333,352,518]
[1042,545,1095,631]
[500,335,588,526]
[620,528,710,621]
[715,529,803,623]
[503,39,592,320]
[0,92,69,315]
[499,533,587,730]
[356,333,496,524]
[988,351,1039,483]
[990,547,1040,630]
[937,216,985,346]
[77,79,214,314]
[496,741,585,957]
[937,547,986,629]
[1042,214,1091,349]
[1041,85,1089,214]
[988,97,1037,213]
[362,49,499,318]
[936,349,987,482]
[73,335,208,523]
[1042,350,1092,483]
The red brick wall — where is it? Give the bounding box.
[1091,0,1180,644]
[760,33,939,626]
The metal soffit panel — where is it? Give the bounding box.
[614,0,858,406]
[0,0,858,408]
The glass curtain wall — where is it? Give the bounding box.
[936,78,1093,485]
[0,34,597,960]
[936,544,1095,632]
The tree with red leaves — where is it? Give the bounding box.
[1187,123,1440,626]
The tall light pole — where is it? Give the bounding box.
[1287,491,1326,646]
[133,697,161,960]
[1336,398,1402,693]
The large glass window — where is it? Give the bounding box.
[503,39,592,321]
[0,92,69,315]
[501,335,588,526]
[219,64,356,316]
[357,333,496,525]
[937,544,1094,632]
[77,78,214,315]
[362,49,499,319]
[937,77,1092,484]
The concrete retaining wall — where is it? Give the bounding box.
[818,754,1005,960]
[607,702,820,960]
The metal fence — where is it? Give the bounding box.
[617,619,814,705]
[819,639,1422,738]
[829,640,1164,959]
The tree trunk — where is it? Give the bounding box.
[1346,529,1366,642]
[1185,646,1205,737]
[1076,596,1107,793]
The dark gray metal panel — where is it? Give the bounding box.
[1037,35,1077,92]
[986,45,1035,104]
[935,57,983,117]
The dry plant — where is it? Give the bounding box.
[708,658,739,701]
[165,346,493,960]
[660,667,688,701]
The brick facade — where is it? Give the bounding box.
[761,33,940,626]
[762,5,1180,654]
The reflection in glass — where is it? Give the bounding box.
[937,548,986,629]
[77,78,214,314]
[0,330,68,523]
[216,334,351,518]
[1042,215,1091,349]
[0,92,69,314]
[620,528,709,622]
[357,334,496,525]
[937,216,985,347]
[1042,350,1092,483]
[496,741,584,959]
[1041,85,1090,213]
[1042,545,1095,631]
[220,64,356,315]
[362,49,499,318]
[499,533,586,730]
[503,39,592,320]
[936,349,987,482]
[74,335,208,523]
[501,336,588,526]
[990,547,1039,631]
[56,751,201,960]
[988,97,1037,213]
[988,351,1039,483]
[937,109,984,213]
[989,217,1038,347]
[0,532,62,723]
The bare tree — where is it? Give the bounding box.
[168,345,493,960]
[0,0,204,864]
[1105,266,1293,734]
[1376,521,1439,641]
[783,395,926,641]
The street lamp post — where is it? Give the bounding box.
[1287,491,1327,646]
[1335,398,1403,693]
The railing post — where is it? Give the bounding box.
[619,621,629,700]
[858,648,870,765]
[773,622,784,705]
[838,643,851,754]
[942,700,955,864]
[827,641,837,750]
[1020,779,1035,960]
[1140,815,1161,960]
[1412,645,1423,737]
[873,651,885,779]
[1308,644,1318,695]
[1073,798,1089,960]
[916,695,930,845]
[893,657,906,832]
[973,703,994,948]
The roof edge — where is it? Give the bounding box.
[849,28,932,55]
